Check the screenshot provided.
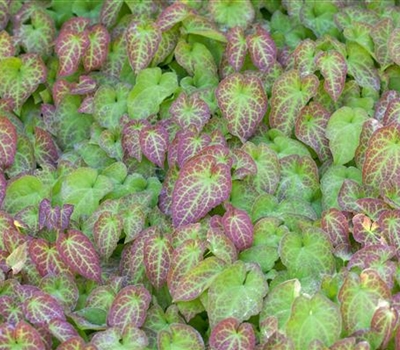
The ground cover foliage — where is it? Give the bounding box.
[1,0,400,349]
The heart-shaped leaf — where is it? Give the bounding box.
[246,25,276,72]
[0,54,46,109]
[338,270,391,335]
[172,154,231,227]
[269,69,319,135]
[0,321,45,349]
[295,102,331,162]
[216,73,267,142]
[389,27,400,66]
[107,285,151,329]
[143,231,173,289]
[82,24,110,72]
[0,116,17,170]
[209,318,256,350]
[55,29,89,77]
[126,19,161,73]
[170,93,210,132]
[156,2,192,31]
[56,230,102,283]
[139,124,169,168]
[222,204,253,251]
[286,293,341,349]
[94,212,122,260]
[47,318,79,343]
[0,30,14,59]
[177,130,211,167]
[100,0,123,28]
[209,0,254,29]
[226,27,247,72]
[207,261,268,327]
[23,290,66,325]
[363,124,400,190]
[158,324,205,350]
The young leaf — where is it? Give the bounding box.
[0,54,46,109]
[0,321,46,350]
[82,24,110,72]
[100,0,123,28]
[172,154,231,227]
[156,2,192,31]
[143,232,173,289]
[23,290,66,325]
[389,27,400,66]
[57,230,102,283]
[170,93,210,132]
[326,107,368,165]
[363,124,400,190]
[34,127,59,167]
[295,102,331,162]
[338,270,391,335]
[315,50,347,102]
[321,209,350,247]
[226,27,247,72]
[207,261,268,327]
[209,318,256,350]
[93,212,122,260]
[247,25,277,72]
[371,18,393,67]
[177,130,211,167]
[91,324,148,350]
[269,69,319,135]
[55,29,89,77]
[286,293,341,349]
[47,319,79,343]
[107,285,151,329]
[172,257,226,302]
[158,324,205,350]
[125,19,161,73]
[222,204,253,251]
[216,73,267,142]
[139,124,169,168]
[0,116,17,170]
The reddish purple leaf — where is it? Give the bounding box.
[226,27,247,71]
[156,2,191,31]
[159,166,179,216]
[371,18,393,67]
[222,204,253,251]
[52,80,71,107]
[94,212,123,260]
[57,336,95,350]
[355,198,391,222]
[216,73,267,142]
[293,39,316,76]
[29,239,70,277]
[374,91,400,123]
[34,127,59,167]
[207,228,238,264]
[83,24,110,72]
[247,25,276,72]
[389,28,400,66]
[0,1,9,32]
[270,69,319,135]
[0,116,17,170]
[321,209,350,247]
[355,118,382,170]
[172,154,232,227]
[140,123,168,168]
[107,285,151,329]
[0,172,5,207]
[61,17,90,33]
[295,102,331,162]
[352,214,381,246]
[177,130,211,167]
[377,210,400,258]
[0,30,14,59]
[144,231,173,289]
[171,223,204,248]
[55,29,89,77]
[170,93,210,132]
[371,303,398,349]
[23,290,66,325]
[209,317,255,350]
[383,98,400,126]
[70,76,97,95]
[0,321,46,350]
[126,19,161,73]
[315,50,347,102]
[100,0,124,28]
[56,230,102,283]
[122,119,149,162]
[231,149,257,181]
[47,319,79,343]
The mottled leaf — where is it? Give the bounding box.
[24,290,66,325]
[0,321,45,350]
[140,124,168,168]
[156,2,191,31]
[209,318,255,350]
[0,117,17,170]
[57,230,102,283]
[82,24,110,71]
[269,69,319,135]
[247,25,276,72]
[389,27,400,66]
[94,212,122,260]
[107,285,151,329]
[216,73,267,142]
[226,27,247,72]
[222,204,253,251]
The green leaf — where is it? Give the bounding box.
[326,107,369,165]
[286,293,342,349]
[158,324,205,350]
[61,167,114,220]
[127,68,178,120]
[207,261,268,327]
[4,175,47,214]
[209,0,255,28]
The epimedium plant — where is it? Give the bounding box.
[2,0,400,349]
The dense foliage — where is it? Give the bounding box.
[1,0,400,349]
